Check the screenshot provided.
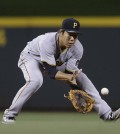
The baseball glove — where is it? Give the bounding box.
[64,89,95,113]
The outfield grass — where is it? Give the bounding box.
[0,111,120,134]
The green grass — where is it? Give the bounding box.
[0,111,120,134]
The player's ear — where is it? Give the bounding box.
[62,30,65,34]
[59,29,65,34]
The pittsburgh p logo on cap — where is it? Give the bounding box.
[73,22,78,28]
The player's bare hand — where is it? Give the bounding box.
[73,69,82,79]
[68,78,77,85]
[67,69,82,84]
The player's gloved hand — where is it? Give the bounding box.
[64,89,95,113]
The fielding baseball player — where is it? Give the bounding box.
[2,18,120,124]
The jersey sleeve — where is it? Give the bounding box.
[66,58,80,72]
[39,41,56,66]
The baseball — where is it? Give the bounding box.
[101,88,109,95]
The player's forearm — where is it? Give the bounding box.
[43,62,75,81]
[43,62,77,83]
[55,71,74,81]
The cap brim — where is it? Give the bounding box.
[61,28,81,34]
[65,30,80,34]
[67,30,83,36]
[61,28,79,33]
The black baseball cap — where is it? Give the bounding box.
[61,18,80,33]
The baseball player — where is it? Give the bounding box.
[2,18,120,124]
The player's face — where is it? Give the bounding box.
[61,31,78,48]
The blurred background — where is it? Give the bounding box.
[0,0,120,111]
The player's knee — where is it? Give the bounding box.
[34,77,43,89]
[28,77,43,89]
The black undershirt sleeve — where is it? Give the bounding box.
[43,62,58,79]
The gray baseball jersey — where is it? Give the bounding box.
[23,32,83,72]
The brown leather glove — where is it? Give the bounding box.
[64,89,95,113]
